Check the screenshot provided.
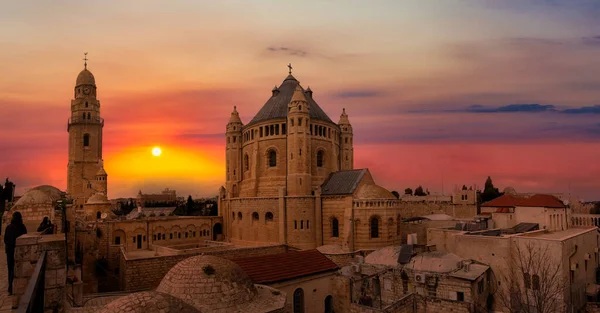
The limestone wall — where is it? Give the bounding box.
[227,197,280,245]
[120,244,289,291]
[269,272,335,313]
[398,202,477,219]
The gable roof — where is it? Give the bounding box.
[320,169,368,196]
[232,249,338,284]
[481,194,565,208]
[246,74,334,127]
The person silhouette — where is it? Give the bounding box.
[37,216,53,235]
[4,211,27,295]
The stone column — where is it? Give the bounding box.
[278,187,287,245]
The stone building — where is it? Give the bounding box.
[219,71,408,252]
[2,185,66,231]
[136,188,178,207]
[66,61,108,209]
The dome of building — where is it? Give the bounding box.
[157,255,286,312]
[405,251,463,273]
[503,186,517,195]
[98,291,200,313]
[76,68,96,86]
[355,183,395,199]
[86,193,109,205]
[12,185,64,207]
[246,74,334,127]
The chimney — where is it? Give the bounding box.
[137,206,142,213]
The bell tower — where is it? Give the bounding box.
[67,54,107,207]
[339,108,354,171]
[286,85,312,196]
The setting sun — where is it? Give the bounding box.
[152,146,162,157]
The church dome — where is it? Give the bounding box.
[76,68,96,86]
[355,183,395,199]
[157,255,286,312]
[503,186,517,195]
[13,185,64,207]
[246,74,334,127]
[98,291,200,313]
[86,193,109,205]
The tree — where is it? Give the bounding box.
[186,195,194,215]
[590,202,600,214]
[391,191,400,199]
[414,186,427,196]
[481,176,501,202]
[497,242,566,313]
[404,188,413,196]
[462,185,468,190]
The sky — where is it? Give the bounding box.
[1,0,599,200]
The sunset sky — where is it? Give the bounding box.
[1,1,599,200]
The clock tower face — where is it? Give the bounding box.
[83,87,91,95]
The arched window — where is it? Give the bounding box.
[96,212,101,219]
[293,288,304,313]
[87,112,91,120]
[252,212,259,222]
[244,154,249,171]
[83,134,90,147]
[237,212,242,220]
[317,151,324,167]
[269,150,277,167]
[324,295,333,313]
[331,218,339,237]
[370,216,379,238]
[82,112,85,119]
[85,101,88,108]
[265,212,274,223]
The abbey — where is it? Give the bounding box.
[219,71,405,251]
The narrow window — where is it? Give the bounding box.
[457,292,464,301]
[115,237,121,245]
[270,124,274,135]
[275,124,279,135]
[260,127,263,137]
[300,221,304,229]
[170,233,173,239]
[307,220,309,229]
[332,218,339,237]
[252,212,259,222]
[178,233,181,239]
[265,212,274,222]
[269,150,277,167]
[185,232,188,238]
[244,154,249,171]
[233,136,236,143]
[251,130,254,140]
[317,151,324,167]
[293,288,305,313]
[299,148,302,156]
[370,217,379,238]
[310,124,313,135]
[87,112,91,120]
[282,123,286,134]
[290,119,294,126]
[162,234,165,240]
[298,118,302,126]
[85,101,88,108]
[294,220,297,229]
[83,134,90,147]
[238,212,242,220]
[345,137,348,144]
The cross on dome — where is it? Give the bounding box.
[287,63,292,74]
[83,52,88,69]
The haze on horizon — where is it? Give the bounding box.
[1,0,599,200]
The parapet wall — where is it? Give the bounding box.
[120,244,289,291]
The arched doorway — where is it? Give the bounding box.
[324,295,333,313]
[213,223,222,241]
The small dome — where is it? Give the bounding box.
[338,108,351,125]
[13,185,64,207]
[406,251,463,273]
[228,106,242,125]
[355,183,394,199]
[157,255,257,311]
[76,68,96,86]
[86,193,109,205]
[503,186,517,195]
[98,291,200,313]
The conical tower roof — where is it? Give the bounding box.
[246,74,333,127]
[228,106,242,124]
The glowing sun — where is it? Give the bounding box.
[152,146,162,157]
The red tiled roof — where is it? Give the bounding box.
[482,194,565,208]
[232,249,339,284]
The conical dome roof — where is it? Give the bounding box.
[338,108,351,125]
[246,74,333,127]
[228,106,242,124]
[76,68,96,86]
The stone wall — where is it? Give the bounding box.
[415,296,471,313]
[120,244,289,291]
[587,302,600,313]
[398,202,477,219]
[226,197,280,245]
[13,234,67,312]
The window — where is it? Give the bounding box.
[87,112,91,120]
[300,221,304,229]
[282,123,286,134]
[252,212,259,222]
[293,288,304,313]
[233,136,236,143]
[185,232,188,238]
[260,127,263,137]
[275,124,279,135]
[370,217,379,238]
[170,233,173,239]
[532,274,540,290]
[290,118,294,127]
[294,220,297,229]
[270,125,274,135]
[345,137,348,144]
[332,218,339,237]
[96,212,101,219]
[238,212,242,220]
[162,234,165,240]
[83,134,90,147]
[306,220,310,229]
[298,118,302,126]
[178,233,181,239]
[427,285,436,297]
[457,292,464,301]
[265,212,274,222]
[269,150,277,167]
[478,279,485,294]
[317,151,324,167]
[85,101,88,108]
[244,154,249,171]
[115,237,121,245]
[324,295,333,313]
[299,148,302,156]
[524,273,531,289]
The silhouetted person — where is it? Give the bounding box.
[37,216,53,235]
[4,212,27,295]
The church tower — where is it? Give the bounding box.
[225,106,243,198]
[339,108,354,170]
[286,85,312,196]
[67,55,107,207]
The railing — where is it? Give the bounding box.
[16,251,47,313]
[67,116,104,127]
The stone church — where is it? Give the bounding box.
[219,71,405,251]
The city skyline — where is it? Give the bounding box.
[1,1,600,200]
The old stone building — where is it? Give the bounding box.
[67,59,108,208]
[219,71,410,252]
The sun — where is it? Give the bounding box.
[152,146,162,157]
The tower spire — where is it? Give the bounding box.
[287,63,292,74]
[83,52,88,70]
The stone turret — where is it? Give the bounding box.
[286,85,312,196]
[225,106,243,198]
[339,108,354,170]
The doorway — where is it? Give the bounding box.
[136,235,142,249]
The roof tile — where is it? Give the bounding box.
[482,194,565,208]
[320,169,367,196]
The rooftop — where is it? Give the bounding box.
[481,193,565,208]
[516,226,597,241]
[320,169,367,196]
[232,249,338,284]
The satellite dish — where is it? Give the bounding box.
[101,213,108,219]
